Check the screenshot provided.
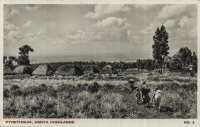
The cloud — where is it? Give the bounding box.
[140,22,158,35]
[4,21,19,31]
[24,5,39,11]
[65,31,87,44]
[65,17,131,44]
[23,20,32,27]
[178,16,196,29]
[172,16,197,40]
[23,33,39,43]
[85,4,130,19]
[4,6,20,20]
[89,17,130,43]
[164,19,179,29]
[156,4,196,19]
[91,17,128,28]
[24,33,33,37]
[7,31,23,39]
[140,4,197,43]
[37,28,46,35]
[4,5,40,20]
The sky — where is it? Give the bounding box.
[4,4,197,62]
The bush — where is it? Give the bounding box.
[4,89,10,98]
[11,85,20,91]
[12,89,22,96]
[23,84,47,96]
[47,87,57,97]
[159,92,183,112]
[87,82,100,93]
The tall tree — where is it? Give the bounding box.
[170,54,182,70]
[152,25,169,74]
[192,51,197,72]
[17,45,34,65]
[177,47,192,70]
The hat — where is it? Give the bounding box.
[129,79,135,83]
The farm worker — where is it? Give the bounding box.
[133,87,141,104]
[141,81,150,108]
[129,79,136,92]
[152,87,162,110]
[129,79,140,103]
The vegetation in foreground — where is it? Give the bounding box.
[3,73,197,119]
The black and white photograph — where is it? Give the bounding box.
[3,3,198,121]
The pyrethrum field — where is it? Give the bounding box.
[3,72,197,119]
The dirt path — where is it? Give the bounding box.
[123,92,175,119]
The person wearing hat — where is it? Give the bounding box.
[129,79,141,104]
[152,87,162,110]
[141,81,150,108]
[129,79,135,92]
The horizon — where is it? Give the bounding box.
[4,4,197,63]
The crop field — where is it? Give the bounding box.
[3,72,197,119]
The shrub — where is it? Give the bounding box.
[23,84,47,96]
[87,82,100,93]
[4,89,10,98]
[47,87,57,97]
[11,85,20,91]
[159,92,183,112]
[12,89,22,96]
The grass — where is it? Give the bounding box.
[3,81,136,118]
[3,72,197,119]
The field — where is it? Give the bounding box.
[3,71,197,119]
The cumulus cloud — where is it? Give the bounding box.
[24,33,33,37]
[156,4,196,19]
[140,22,158,35]
[4,21,19,31]
[37,28,46,35]
[91,17,128,29]
[164,19,178,29]
[65,31,87,44]
[23,20,32,27]
[140,4,197,43]
[8,31,23,39]
[4,5,40,20]
[65,17,131,44]
[172,15,197,40]
[85,4,130,19]
[4,6,20,20]
[178,16,196,29]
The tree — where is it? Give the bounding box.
[17,45,34,65]
[4,56,17,69]
[152,24,169,74]
[136,59,141,70]
[177,47,192,70]
[3,56,7,64]
[145,59,153,71]
[170,54,182,70]
[192,51,197,72]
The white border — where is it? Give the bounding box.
[0,0,199,127]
